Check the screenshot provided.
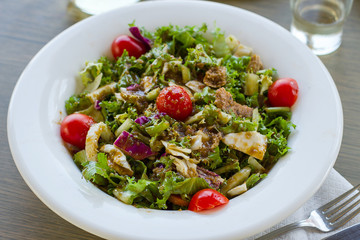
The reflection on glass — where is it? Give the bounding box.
[68,0,141,20]
[290,0,353,55]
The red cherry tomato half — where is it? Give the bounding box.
[111,35,147,59]
[60,113,95,149]
[268,78,299,107]
[188,189,229,212]
[156,85,193,121]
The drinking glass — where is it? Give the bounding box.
[290,0,353,55]
[68,0,141,20]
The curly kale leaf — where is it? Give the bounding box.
[80,62,102,87]
[220,114,257,134]
[114,177,160,206]
[82,153,117,186]
[212,26,231,58]
[205,146,223,170]
[100,98,137,132]
[258,114,296,166]
[156,171,209,209]
[185,44,221,71]
[194,86,216,104]
[150,23,210,57]
[65,92,92,114]
[223,55,251,104]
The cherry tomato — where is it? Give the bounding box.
[188,189,229,212]
[156,85,193,121]
[60,113,95,149]
[111,35,147,59]
[268,78,299,107]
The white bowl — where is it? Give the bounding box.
[7,1,343,239]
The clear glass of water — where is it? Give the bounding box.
[68,0,141,20]
[290,0,353,55]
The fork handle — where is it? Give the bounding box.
[256,219,315,240]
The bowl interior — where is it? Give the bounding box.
[7,1,343,240]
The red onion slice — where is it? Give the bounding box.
[134,116,150,126]
[129,26,152,51]
[114,131,154,160]
[126,84,141,91]
[94,100,101,110]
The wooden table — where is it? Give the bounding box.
[1,0,359,239]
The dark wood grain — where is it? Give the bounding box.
[1,0,359,239]
[1,1,103,239]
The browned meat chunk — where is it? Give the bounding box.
[119,88,148,113]
[214,88,253,118]
[203,66,227,88]
[246,54,263,73]
[196,166,224,189]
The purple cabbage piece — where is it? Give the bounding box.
[114,131,154,160]
[134,116,150,126]
[94,100,101,110]
[135,113,166,126]
[129,26,152,51]
[126,84,141,91]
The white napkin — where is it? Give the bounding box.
[248,168,360,240]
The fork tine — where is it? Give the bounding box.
[319,184,360,213]
[325,191,360,217]
[329,198,360,222]
[331,205,360,228]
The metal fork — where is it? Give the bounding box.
[256,184,360,240]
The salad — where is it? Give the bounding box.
[60,23,298,212]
